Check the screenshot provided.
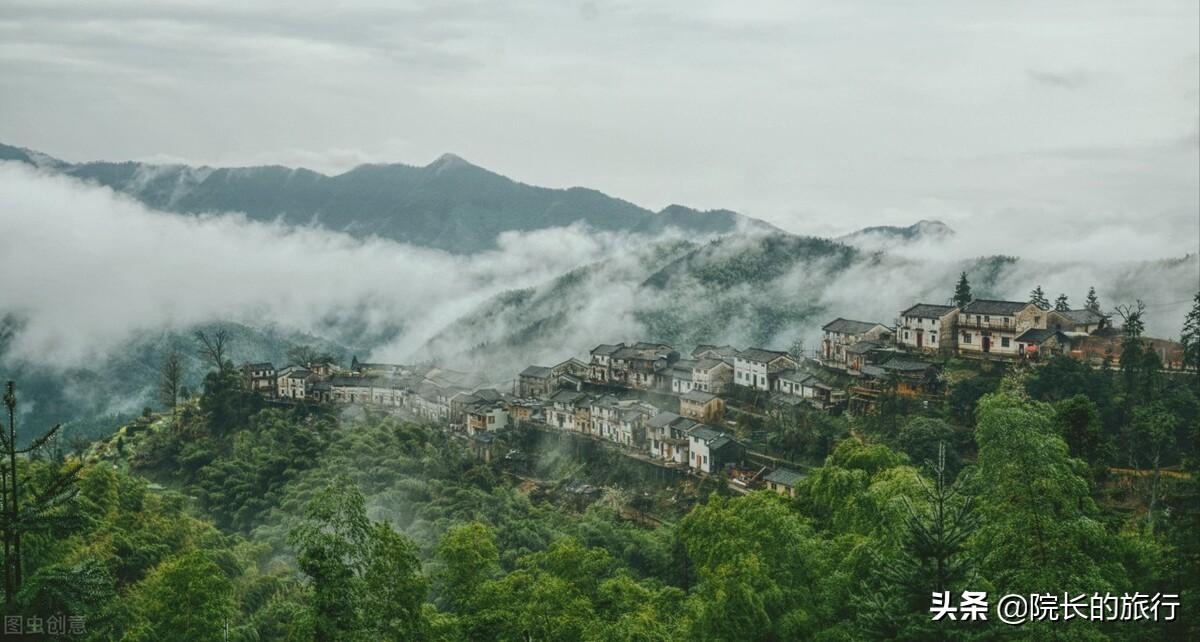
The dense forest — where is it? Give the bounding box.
[0,294,1197,641]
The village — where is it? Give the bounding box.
[239,294,1188,497]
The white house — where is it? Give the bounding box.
[692,358,733,394]
[547,390,588,432]
[897,304,958,353]
[820,318,892,369]
[646,411,692,465]
[279,368,313,399]
[734,349,798,391]
[957,300,1046,358]
[686,424,741,474]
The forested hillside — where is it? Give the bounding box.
[5,335,1197,640]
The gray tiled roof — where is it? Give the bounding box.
[765,467,805,487]
[1016,328,1064,344]
[520,365,553,378]
[681,389,717,404]
[687,424,726,442]
[822,318,885,335]
[901,303,957,319]
[1061,309,1105,324]
[961,299,1033,315]
[845,340,882,355]
[737,348,791,363]
[694,357,731,371]
[590,343,625,356]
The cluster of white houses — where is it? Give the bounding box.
[237,295,1170,495]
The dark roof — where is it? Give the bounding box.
[1060,309,1105,325]
[776,368,814,384]
[474,388,503,402]
[1016,328,1065,344]
[687,424,726,442]
[694,358,730,371]
[961,299,1033,315]
[692,344,737,359]
[860,365,887,378]
[845,340,882,355]
[822,318,885,335]
[764,467,805,487]
[708,435,735,451]
[901,303,957,319]
[520,365,553,378]
[286,368,313,379]
[881,359,933,372]
[243,362,274,370]
[590,343,624,356]
[737,348,792,363]
[681,389,717,404]
[620,409,643,422]
[549,390,587,404]
[647,411,682,428]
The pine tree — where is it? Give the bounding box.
[857,444,978,640]
[1182,291,1200,377]
[1029,285,1050,310]
[1084,286,1101,313]
[1054,293,1070,311]
[953,272,972,308]
[0,382,82,604]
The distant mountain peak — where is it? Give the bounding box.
[2,142,767,253]
[427,152,472,172]
[837,219,955,251]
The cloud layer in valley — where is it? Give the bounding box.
[0,163,676,368]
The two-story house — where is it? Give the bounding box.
[588,343,624,382]
[517,365,556,397]
[646,411,693,465]
[692,358,734,394]
[734,349,797,391]
[242,362,276,395]
[686,424,742,474]
[957,300,1045,358]
[680,389,725,423]
[897,304,958,353]
[820,319,892,369]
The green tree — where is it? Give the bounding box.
[971,392,1123,639]
[1052,395,1108,467]
[1054,293,1070,311]
[1131,402,1179,534]
[859,445,978,641]
[125,551,235,642]
[1028,285,1050,310]
[953,272,972,308]
[288,475,430,642]
[1084,286,1101,313]
[289,476,369,642]
[435,521,500,612]
[1182,291,1200,377]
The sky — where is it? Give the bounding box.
[1,0,1197,238]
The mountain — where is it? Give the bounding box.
[0,143,772,254]
[416,230,1200,372]
[838,219,955,252]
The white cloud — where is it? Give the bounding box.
[0,162,673,367]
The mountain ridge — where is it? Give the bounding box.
[0,142,776,253]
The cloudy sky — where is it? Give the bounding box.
[1,0,1197,237]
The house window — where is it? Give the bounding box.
[962,332,972,343]
[703,455,708,465]
[1001,337,1010,348]
[984,316,990,322]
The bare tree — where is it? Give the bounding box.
[0,382,81,604]
[195,328,231,372]
[159,349,184,415]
